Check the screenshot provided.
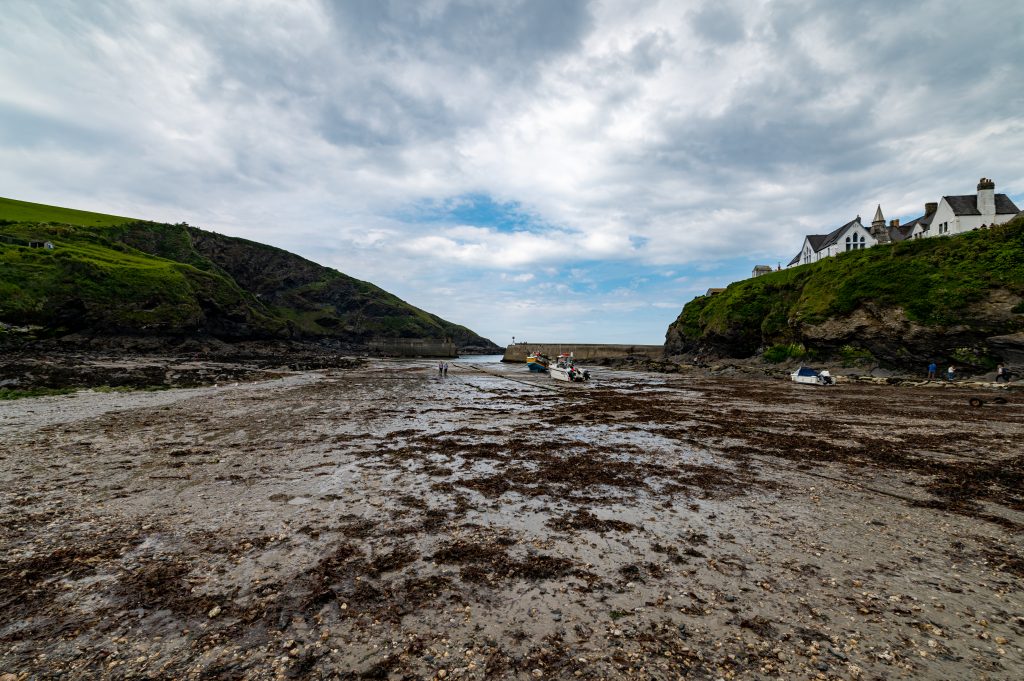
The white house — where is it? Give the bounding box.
[925,178,1019,237]
[787,216,879,267]
[898,202,937,240]
[786,178,1020,267]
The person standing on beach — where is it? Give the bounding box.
[947,365,955,381]
[996,364,1008,382]
[927,362,937,379]
[443,362,448,376]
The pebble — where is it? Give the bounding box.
[207,606,221,618]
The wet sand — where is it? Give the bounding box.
[1,359,1022,680]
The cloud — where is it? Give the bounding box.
[2,0,1023,343]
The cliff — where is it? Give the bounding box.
[0,197,499,353]
[665,214,1024,372]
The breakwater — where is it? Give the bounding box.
[502,343,663,363]
[369,338,456,358]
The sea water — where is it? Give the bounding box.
[461,354,504,363]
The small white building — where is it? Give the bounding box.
[926,178,1019,237]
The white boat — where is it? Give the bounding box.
[790,366,834,385]
[548,352,590,382]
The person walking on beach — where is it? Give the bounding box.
[927,362,937,379]
[996,364,1008,382]
[947,365,955,381]
[438,361,443,375]
[443,362,448,376]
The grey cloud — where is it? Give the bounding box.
[324,0,593,77]
[0,105,119,152]
[689,2,745,45]
[319,83,461,148]
[762,0,1024,108]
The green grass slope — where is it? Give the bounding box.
[0,198,496,349]
[0,220,282,338]
[0,197,135,227]
[666,215,1024,366]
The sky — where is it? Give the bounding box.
[2,1,1023,345]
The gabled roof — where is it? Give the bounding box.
[943,194,1019,216]
[787,252,800,266]
[888,223,916,242]
[818,217,864,249]
[795,217,864,259]
[805,234,829,251]
[893,211,934,240]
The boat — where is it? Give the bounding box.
[548,352,590,382]
[790,366,834,385]
[526,352,551,372]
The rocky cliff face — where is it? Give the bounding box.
[665,216,1024,373]
[667,292,1024,372]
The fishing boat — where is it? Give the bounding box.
[526,352,551,372]
[790,366,834,385]
[548,352,590,382]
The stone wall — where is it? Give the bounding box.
[369,338,456,358]
[502,343,663,363]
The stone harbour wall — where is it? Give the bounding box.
[502,343,663,363]
[369,338,456,358]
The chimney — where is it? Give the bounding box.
[977,177,996,216]
[925,202,937,215]
[889,219,900,228]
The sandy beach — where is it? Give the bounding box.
[1,359,1021,680]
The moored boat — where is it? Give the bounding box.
[790,366,834,385]
[526,352,551,372]
[549,352,590,382]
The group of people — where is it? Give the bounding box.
[437,361,450,376]
[926,362,1013,382]
[926,362,955,381]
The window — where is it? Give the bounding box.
[845,233,866,251]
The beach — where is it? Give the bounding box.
[1,359,1021,680]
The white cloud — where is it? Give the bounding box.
[2,0,1023,343]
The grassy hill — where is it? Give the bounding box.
[0,198,497,350]
[666,215,1024,369]
[0,197,135,227]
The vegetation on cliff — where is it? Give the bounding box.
[666,214,1024,368]
[0,197,497,350]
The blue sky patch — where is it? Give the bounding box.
[394,193,553,234]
